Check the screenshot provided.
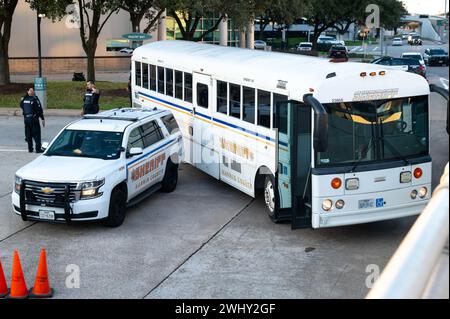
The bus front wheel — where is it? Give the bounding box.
[264,175,280,223]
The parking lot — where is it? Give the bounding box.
[0,92,448,299]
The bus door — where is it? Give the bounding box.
[192,72,220,179]
[275,101,312,229]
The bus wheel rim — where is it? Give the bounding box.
[265,180,275,213]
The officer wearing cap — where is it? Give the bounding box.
[20,88,45,153]
[82,81,101,115]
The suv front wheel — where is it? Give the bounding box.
[105,188,127,227]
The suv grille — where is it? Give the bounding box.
[24,181,79,206]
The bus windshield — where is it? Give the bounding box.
[315,95,429,167]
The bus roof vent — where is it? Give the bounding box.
[326,72,336,79]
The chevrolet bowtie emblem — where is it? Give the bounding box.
[41,187,55,194]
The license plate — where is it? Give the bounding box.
[359,198,385,209]
[39,210,55,221]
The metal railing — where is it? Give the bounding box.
[366,163,449,299]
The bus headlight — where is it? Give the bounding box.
[322,199,333,211]
[335,200,345,209]
[410,190,418,199]
[80,179,105,200]
[14,175,22,194]
[418,187,428,198]
[400,171,412,184]
[345,178,359,190]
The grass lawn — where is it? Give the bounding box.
[0,81,129,110]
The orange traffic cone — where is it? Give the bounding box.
[29,249,54,298]
[7,251,28,299]
[0,258,9,298]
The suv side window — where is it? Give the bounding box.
[140,121,164,148]
[161,114,180,134]
[127,127,144,150]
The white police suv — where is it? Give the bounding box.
[12,108,183,227]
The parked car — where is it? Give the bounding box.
[401,32,409,40]
[423,48,449,66]
[254,40,267,50]
[328,45,348,59]
[401,52,426,66]
[371,56,426,78]
[408,35,422,45]
[297,42,313,51]
[392,37,403,46]
[119,48,134,54]
[12,108,184,227]
[318,36,345,46]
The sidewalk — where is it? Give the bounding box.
[0,107,81,117]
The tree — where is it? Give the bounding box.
[164,0,240,41]
[120,0,165,33]
[26,0,73,21]
[76,0,122,81]
[0,0,18,85]
[376,0,407,34]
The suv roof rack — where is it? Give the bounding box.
[83,108,164,122]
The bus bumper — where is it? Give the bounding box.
[311,184,431,228]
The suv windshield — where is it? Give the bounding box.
[316,96,429,168]
[430,49,446,55]
[46,130,124,160]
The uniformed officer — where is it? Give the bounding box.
[82,81,101,115]
[20,88,45,153]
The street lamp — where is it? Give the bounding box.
[35,11,47,110]
[37,12,46,78]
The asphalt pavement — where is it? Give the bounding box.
[0,89,447,298]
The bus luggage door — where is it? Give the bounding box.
[192,73,220,179]
[275,101,312,229]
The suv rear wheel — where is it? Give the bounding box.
[161,158,179,193]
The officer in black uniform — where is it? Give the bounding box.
[20,88,45,153]
[82,81,101,115]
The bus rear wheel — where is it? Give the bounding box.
[264,175,280,223]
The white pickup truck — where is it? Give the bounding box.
[12,108,184,227]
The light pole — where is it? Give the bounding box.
[37,12,45,77]
[35,11,47,110]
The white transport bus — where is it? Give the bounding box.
[131,40,449,229]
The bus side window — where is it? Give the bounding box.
[197,83,209,108]
[175,70,183,100]
[135,62,142,87]
[273,93,288,133]
[243,86,256,124]
[217,80,228,115]
[150,65,157,91]
[166,68,174,97]
[229,83,241,119]
[184,73,193,103]
[157,66,165,94]
[142,63,149,89]
[257,90,271,129]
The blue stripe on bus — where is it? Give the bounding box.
[138,91,290,147]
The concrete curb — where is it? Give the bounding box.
[0,108,81,117]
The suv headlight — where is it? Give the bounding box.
[14,175,22,194]
[79,178,105,200]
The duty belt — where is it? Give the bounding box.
[24,114,34,118]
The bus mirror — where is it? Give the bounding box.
[429,84,449,134]
[303,94,329,152]
[314,113,329,152]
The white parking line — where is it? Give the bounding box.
[372,47,379,51]
[0,149,28,152]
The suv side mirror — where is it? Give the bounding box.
[129,147,143,157]
[41,142,49,150]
